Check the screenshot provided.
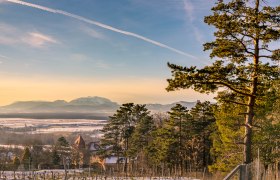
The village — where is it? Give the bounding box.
[0,135,132,179]
[1,135,201,179]
[0,135,121,169]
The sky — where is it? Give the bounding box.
[0,0,277,105]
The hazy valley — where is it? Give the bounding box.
[0,96,197,142]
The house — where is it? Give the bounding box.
[72,135,123,170]
[88,142,101,152]
[72,135,87,167]
[74,135,86,150]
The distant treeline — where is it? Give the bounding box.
[0,113,109,120]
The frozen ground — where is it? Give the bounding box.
[0,118,107,134]
[0,170,200,180]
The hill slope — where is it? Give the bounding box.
[0,96,197,114]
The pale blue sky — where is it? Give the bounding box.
[0,0,278,105]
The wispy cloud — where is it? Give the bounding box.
[22,32,58,47]
[182,0,205,44]
[0,23,59,48]
[0,54,9,59]
[183,0,194,22]
[69,53,111,69]
[95,61,111,69]
[0,23,18,45]
[69,53,88,62]
[193,26,204,44]
[5,0,198,59]
[0,54,9,65]
[81,26,106,40]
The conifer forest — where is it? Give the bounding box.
[0,0,279,179]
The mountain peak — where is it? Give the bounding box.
[69,96,117,105]
[0,96,198,114]
[53,100,67,103]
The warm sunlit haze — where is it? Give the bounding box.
[0,76,215,106]
[0,0,278,106]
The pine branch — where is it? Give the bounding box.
[223,100,249,106]
[228,32,255,56]
[210,81,253,97]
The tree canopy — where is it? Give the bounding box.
[167,0,280,165]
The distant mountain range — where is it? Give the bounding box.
[0,96,197,114]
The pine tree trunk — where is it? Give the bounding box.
[244,99,254,164]
[124,137,128,176]
[244,0,260,166]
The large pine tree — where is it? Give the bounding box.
[101,103,154,173]
[167,0,280,165]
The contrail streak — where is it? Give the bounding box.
[5,0,199,59]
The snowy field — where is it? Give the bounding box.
[0,118,107,134]
[0,170,200,180]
